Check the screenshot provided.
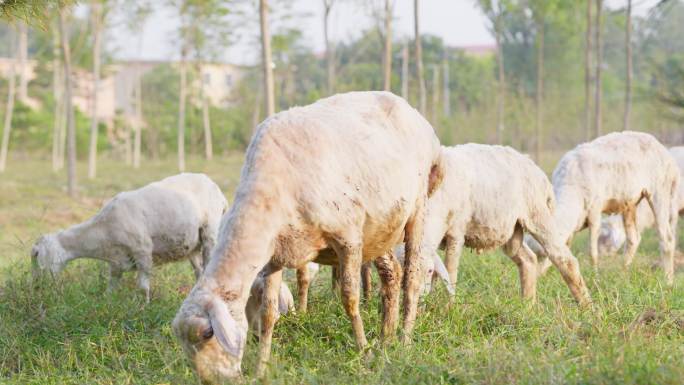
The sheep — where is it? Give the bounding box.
[246,274,295,332]
[597,146,684,257]
[172,91,444,383]
[417,144,591,302]
[529,132,680,284]
[30,173,228,302]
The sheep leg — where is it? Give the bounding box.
[375,252,402,342]
[199,222,217,268]
[622,206,640,268]
[331,266,340,294]
[107,264,123,292]
[134,252,153,303]
[444,234,463,285]
[647,195,676,285]
[256,269,283,377]
[527,222,591,306]
[588,210,602,269]
[188,253,204,280]
[503,224,537,301]
[337,243,368,349]
[296,265,310,313]
[402,197,427,343]
[361,262,372,301]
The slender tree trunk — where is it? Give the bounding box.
[623,0,632,132]
[133,64,142,168]
[594,0,603,138]
[260,0,275,117]
[431,64,439,123]
[323,0,335,94]
[0,29,17,173]
[382,0,392,91]
[52,26,62,172]
[58,8,77,197]
[178,54,187,172]
[442,57,450,117]
[495,16,505,144]
[201,69,213,160]
[88,3,102,179]
[17,22,28,104]
[401,42,409,99]
[584,0,593,140]
[414,0,426,115]
[535,21,544,163]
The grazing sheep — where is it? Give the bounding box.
[30,173,228,302]
[598,146,684,256]
[419,144,591,302]
[172,91,443,383]
[246,274,295,332]
[294,262,320,312]
[529,132,680,284]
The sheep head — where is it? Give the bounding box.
[172,287,247,384]
[394,244,454,296]
[597,216,626,257]
[30,234,68,278]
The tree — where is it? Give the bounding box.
[414,0,426,115]
[323,0,336,94]
[401,42,409,99]
[52,21,63,171]
[88,1,104,178]
[178,43,188,172]
[623,0,632,131]
[0,1,74,27]
[17,21,28,104]
[382,0,393,91]
[58,6,77,197]
[584,0,592,140]
[476,0,507,143]
[442,56,450,117]
[0,27,17,173]
[260,0,275,117]
[594,0,603,137]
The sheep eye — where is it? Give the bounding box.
[201,327,214,340]
[31,250,38,258]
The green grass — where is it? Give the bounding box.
[1,156,683,385]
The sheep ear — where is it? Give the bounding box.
[432,253,455,296]
[278,283,294,315]
[208,298,244,358]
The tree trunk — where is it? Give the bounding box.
[431,64,439,123]
[260,0,275,117]
[58,8,77,197]
[52,25,62,172]
[133,64,142,168]
[201,69,213,160]
[178,54,187,172]
[442,57,450,118]
[382,0,392,91]
[535,21,544,163]
[495,15,505,144]
[623,0,632,132]
[594,0,603,138]
[414,0,426,115]
[323,0,335,94]
[0,29,17,173]
[401,42,409,99]
[88,2,102,179]
[584,0,593,140]
[17,22,28,104]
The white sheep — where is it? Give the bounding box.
[172,91,444,383]
[597,146,684,256]
[529,132,680,284]
[419,144,591,302]
[30,173,228,302]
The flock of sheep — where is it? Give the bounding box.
[29,91,683,383]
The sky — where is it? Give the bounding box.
[104,0,663,65]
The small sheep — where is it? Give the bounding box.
[529,132,680,284]
[172,91,443,383]
[598,146,684,256]
[419,144,590,302]
[31,173,228,302]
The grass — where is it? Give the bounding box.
[1,155,683,385]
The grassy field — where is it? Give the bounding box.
[1,156,683,385]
